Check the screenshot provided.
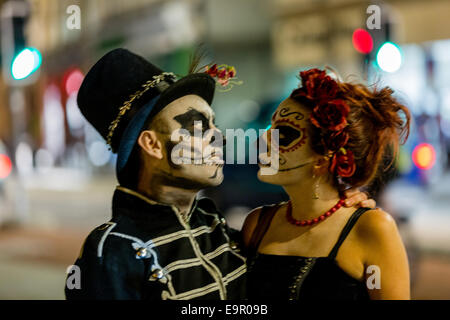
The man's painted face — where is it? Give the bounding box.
[149,95,224,190]
[258,98,318,185]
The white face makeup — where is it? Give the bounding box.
[150,95,224,189]
[258,98,319,186]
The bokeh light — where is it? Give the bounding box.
[376,42,403,72]
[412,143,436,170]
[352,28,373,54]
[11,48,42,80]
[63,68,84,95]
[0,154,13,179]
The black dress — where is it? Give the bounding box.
[246,206,370,300]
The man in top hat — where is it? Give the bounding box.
[65,48,246,300]
[65,48,373,300]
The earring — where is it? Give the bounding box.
[312,158,327,200]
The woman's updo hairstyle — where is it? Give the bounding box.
[290,68,411,189]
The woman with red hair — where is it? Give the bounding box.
[242,68,411,300]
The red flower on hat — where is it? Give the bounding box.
[330,148,356,178]
[310,99,350,131]
[205,64,219,77]
[218,78,229,86]
[204,63,241,89]
[218,67,227,79]
[227,66,236,78]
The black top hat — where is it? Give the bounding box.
[77,48,216,183]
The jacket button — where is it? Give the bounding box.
[151,269,164,280]
[136,247,149,259]
[220,217,226,226]
[230,241,238,250]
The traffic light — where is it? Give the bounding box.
[11,47,41,80]
[355,7,403,74]
[352,29,374,54]
[376,42,402,73]
[1,0,41,83]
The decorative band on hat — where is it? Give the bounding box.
[106,72,177,150]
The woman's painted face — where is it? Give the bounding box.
[258,98,319,185]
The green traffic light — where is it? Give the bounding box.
[376,42,402,73]
[11,47,42,80]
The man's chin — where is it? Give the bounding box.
[180,165,224,188]
[201,168,224,187]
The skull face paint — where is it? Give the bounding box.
[258,98,319,186]
[174,108,212,135]
[273,118,307,153]
[148,95,224,189]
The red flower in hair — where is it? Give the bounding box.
[293,69,339,101]
[299,68,326,84]
[310,99,350,131]
[323,130,350,151]
[290,67,356,179]
[330,149,356,178]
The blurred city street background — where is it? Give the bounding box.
[0,0,450,299]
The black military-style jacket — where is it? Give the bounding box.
[65,186,247,300]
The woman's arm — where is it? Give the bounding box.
[356,209,410,300]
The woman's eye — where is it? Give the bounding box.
[275,125,301,146]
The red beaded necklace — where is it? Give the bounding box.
[286,197,346,226]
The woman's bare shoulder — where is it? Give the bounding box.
[353,208,400,249]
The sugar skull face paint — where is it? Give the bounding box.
[258,98,319,186]
[148,95,224,189]
[272,117,308,153]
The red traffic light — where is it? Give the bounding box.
[352,29,373,54]
[412,143,436,170]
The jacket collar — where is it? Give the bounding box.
[112,186,198,224]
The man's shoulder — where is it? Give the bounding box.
[80,218,146,260]
[196,197,220,214]
[78,221,117,259]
